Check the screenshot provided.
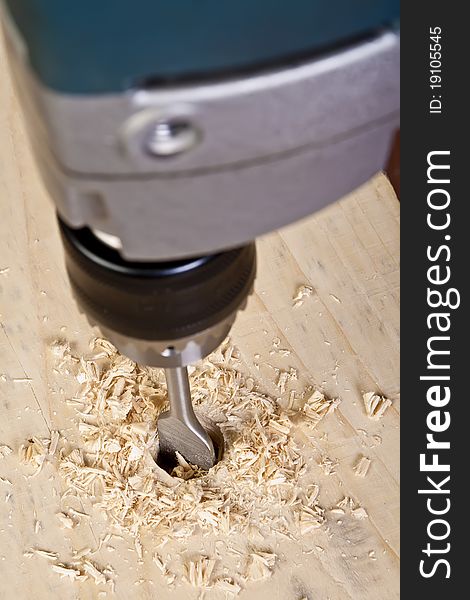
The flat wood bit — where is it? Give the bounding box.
[158,366,216,470]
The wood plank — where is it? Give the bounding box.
[0,36,399,600]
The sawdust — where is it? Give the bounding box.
[20,336,342,594]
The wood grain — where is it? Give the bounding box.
[0,36,399,600]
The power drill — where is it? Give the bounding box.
[1,0,399,468]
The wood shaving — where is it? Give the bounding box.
[353,455,371,478]
[336,496,356,511]
[0,445,12,459]
[49,431,60,456]
[245,551,277,582]
[352,507,368,520]
[36,550,113,588]
[32,548,59,561]
[171,452,205,480]
[301,390,341,427]
[318,456,338,476]
[270,348,291,357]
[292,284,314,307]
[362,392,392,420]
[214,578,241,597]
[276,371,290,394]
[183,556,217,588]
[73,547,92,560]
[134,538,143,560]
[182,555,243,597]
[56,512,76,529]
[68,507,90,519]
[153,554,176,585]
[50,340,78,373]
[50,340,72,359]
[82,560,108,585]
[51,564,82,580]
[299,503,325,534]
[18,437,51,475]
[334,496,368,520]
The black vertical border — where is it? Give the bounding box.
[401,4,466,597]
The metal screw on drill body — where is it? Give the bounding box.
[145,119,200,157]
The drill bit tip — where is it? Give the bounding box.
[158,367,216,471]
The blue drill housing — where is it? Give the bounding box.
[5,0,399,95]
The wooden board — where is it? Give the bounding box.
[0,37,399,600]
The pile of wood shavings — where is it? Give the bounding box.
[54,338,337,541]
[23,337,341,593]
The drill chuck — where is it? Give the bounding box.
[58,217,256,367]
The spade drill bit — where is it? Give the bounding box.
[158,367,216,470]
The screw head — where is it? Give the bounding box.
[144,119,200,157]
